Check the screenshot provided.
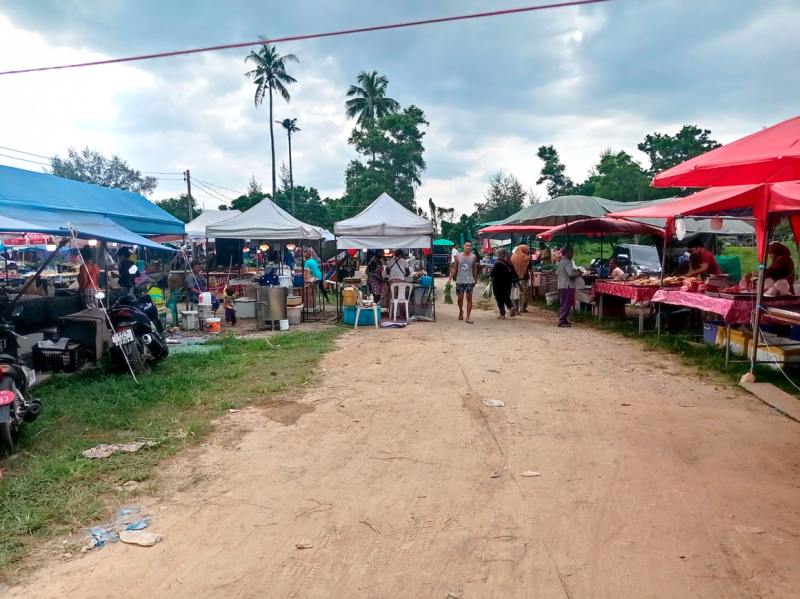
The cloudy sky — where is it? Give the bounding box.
[0,0,798,217]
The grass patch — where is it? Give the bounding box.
[0,328,342,577]
[536,299,800,396]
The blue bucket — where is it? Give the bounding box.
[420,276,433,287]
[293,274,304,288]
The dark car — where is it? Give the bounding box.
[610,244,662,276]
[432,246,452,276]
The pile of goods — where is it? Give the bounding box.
[661,275,694,287]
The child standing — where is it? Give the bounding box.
[223,286,237,326]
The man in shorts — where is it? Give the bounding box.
[448,240,478,323]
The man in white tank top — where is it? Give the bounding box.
[448,240,478,324]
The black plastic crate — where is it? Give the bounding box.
[32,341,86,373]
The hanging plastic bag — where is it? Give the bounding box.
[510,284,520,301]
[483,281,493,299]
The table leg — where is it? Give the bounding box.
[599,294,603,322]
[639,305,644,335]
[657,304,661,338]
[725,324,731,369]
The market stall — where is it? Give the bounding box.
[205,198,327,328]
[334,193,435,324]
[608,116,800,375]
[0,165,183,370]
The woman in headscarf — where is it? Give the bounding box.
[763,242,795,284]
[365,250,385,305]
[510,244,532,313]
[490,249,519,319]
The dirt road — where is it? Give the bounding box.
[6,298,800,598]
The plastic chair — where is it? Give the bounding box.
[352,286,379,330]
[390,282,413,322]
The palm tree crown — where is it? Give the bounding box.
[345,70,400,125]
[278,118,301,135]
[244,38,298,106]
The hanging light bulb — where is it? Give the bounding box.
[46,243,57,252]
[260,244,269,251]
[362,248,368,253]
[286,243,296,251]
[243,247,250,253]
[384,249,392,255]
[87,239,98,247]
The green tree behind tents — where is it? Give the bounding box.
[48,147,158,196]
[155,193,200,223]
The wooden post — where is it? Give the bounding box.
[185,170,194,260]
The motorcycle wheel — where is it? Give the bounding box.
[0,422,14,453]
[128,342,151,375]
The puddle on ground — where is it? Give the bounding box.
[264,402,315,426]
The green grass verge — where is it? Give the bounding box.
[0,328,342,577]
[537,299,800,396]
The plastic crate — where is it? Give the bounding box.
[343,305,380,326]
[703,320,725,345]
[33,341,86,373]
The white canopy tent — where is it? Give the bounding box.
[334,193,433,249]
[186,209,241,241]
[206,199,325,241]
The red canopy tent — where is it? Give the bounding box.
[538,217,665,241]
[477,225,551,236]
[652,116,800,188]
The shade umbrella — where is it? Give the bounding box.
[652,116,800,188]
[432,238,455,246]
[500,195,611,227]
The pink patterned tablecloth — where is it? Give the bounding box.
[592,281,660,304]
[651,290,800,325]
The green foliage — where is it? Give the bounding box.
[442,213,480,247]
[475,171,532,222]
[273,185,329,229]
[0,330,342,576]
[536,145,574,199]
[155,193,200,223]
[335,105,428,218]
[638,125,721,177]
[344,70,400,125]
[231,175,268,212]
[419,198,454,237]
[588,149,653,202]
[48,147,158,196]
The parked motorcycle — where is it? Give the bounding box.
[0,305,42,453]
[105,265,169,375]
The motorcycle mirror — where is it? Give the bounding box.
[11,305,23,318]
[128,265,139,275]
[96,292,106,299]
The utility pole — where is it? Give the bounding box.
[185,169,194,259]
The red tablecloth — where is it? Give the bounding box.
[651,290,800,325]
[592,281,660,303]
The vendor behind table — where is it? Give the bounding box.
[385,249,410,283]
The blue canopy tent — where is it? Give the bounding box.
[0,165,184,250]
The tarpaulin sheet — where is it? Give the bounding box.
[0,164,185,236]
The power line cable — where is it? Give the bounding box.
[192,177,246,196]
[0,152,50,166]
[192,181,232,205]
[0,0,616,76]
[0,145,50,159]
[142,170,183,175]
[192,178,234,200]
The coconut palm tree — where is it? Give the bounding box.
[277,118,300,215]
[344,70,400,126]
[245,37,298,198]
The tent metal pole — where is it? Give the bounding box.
[750,216,773,374]
[431,239,436,323]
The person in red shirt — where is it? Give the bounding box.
[685,240,722,278]
[77,245,101,309]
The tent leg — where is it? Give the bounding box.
[750,218,773,375]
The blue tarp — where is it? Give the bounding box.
[0,165,185,236]
[0,204,175,252]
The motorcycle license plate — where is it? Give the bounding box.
[112,329,135,347]
[0,390,15,406]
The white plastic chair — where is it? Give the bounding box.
[390,282,413,322]
[352,286,379,330]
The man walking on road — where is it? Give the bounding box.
[451,242,460,265]
[557,246,582,327]
[449,240,478,324]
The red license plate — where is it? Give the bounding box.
[0,390,15,406]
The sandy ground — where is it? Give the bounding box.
[5,291,800,598]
